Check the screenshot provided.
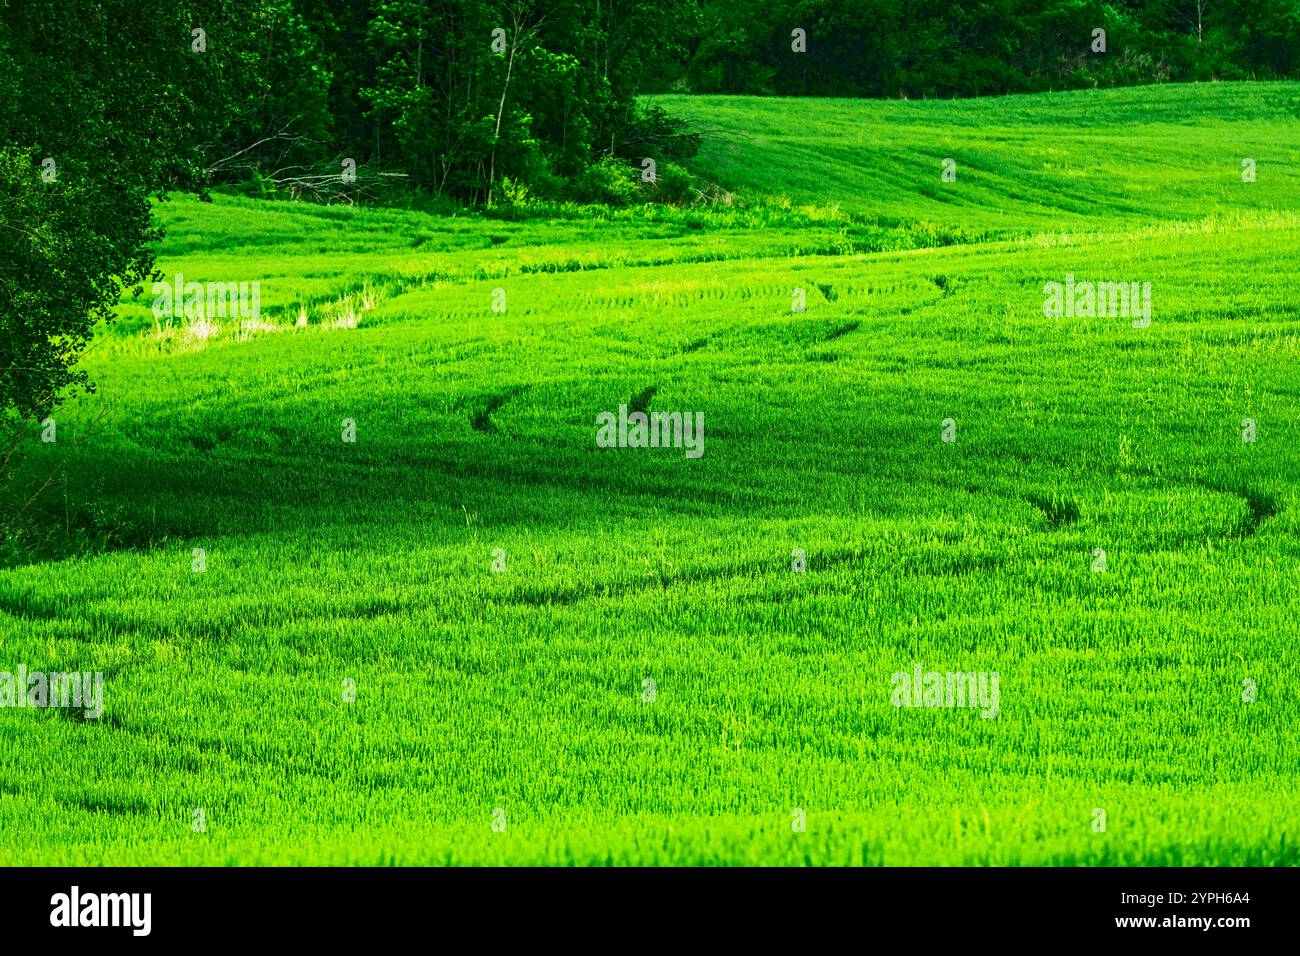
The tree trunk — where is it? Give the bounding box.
[487,19,519,208]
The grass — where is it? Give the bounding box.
[658,82,1300,228]
[0,82,1297,865]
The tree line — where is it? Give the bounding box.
[672,1,1300,99]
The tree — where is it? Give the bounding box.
[363,0,697,204]
[0,1,264,457]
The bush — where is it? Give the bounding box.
[570,156,642,205]
[647,160,696,205]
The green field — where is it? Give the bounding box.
[1,83,1297,865]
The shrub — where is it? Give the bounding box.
[570,156,642,206]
